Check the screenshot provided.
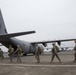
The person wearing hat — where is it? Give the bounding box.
[8,45,14,62]
[51,43,61,63]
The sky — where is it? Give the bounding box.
[0,0,76,51]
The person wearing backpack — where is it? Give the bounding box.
[15,45,22,63]
[73,41,76,62]
[0,48,4,61]
[8,45,14,62]
[51,43,61,63]
[35,44,41,63]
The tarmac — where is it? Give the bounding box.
[0,51,76,75]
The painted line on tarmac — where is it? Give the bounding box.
[0,63,76,67]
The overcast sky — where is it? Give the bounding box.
[0,0,76,51]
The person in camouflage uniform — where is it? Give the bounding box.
[0,48,4,61]
[51,43,61,63]
[15,45,22,63]
[73,41,76,62]
[35,44,41,63]
[8,45,14,62]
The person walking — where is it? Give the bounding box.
[51,43,61,63]
[15,45,22,63]
[73,40,76,62]
[8,45,14,62]
[35,44,41,63]
[0,48,4,61]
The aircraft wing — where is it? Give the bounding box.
[31,38,76,46]
[0,31,35,38]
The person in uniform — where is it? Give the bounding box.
[73,40,76,62]
[35,44,40,63]
[0,48,4,61]
[15,45,22,63]
[51,43,61,63]
[8,45,14,62]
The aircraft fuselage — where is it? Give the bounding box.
[1,37,36,55]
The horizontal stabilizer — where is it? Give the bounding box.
[0,31,35,38]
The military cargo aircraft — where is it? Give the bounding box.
[0,10,76,55]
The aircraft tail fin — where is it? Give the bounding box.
[0,10,35,39]
[0,10,7,35]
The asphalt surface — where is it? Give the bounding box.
[0,51,76,75]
